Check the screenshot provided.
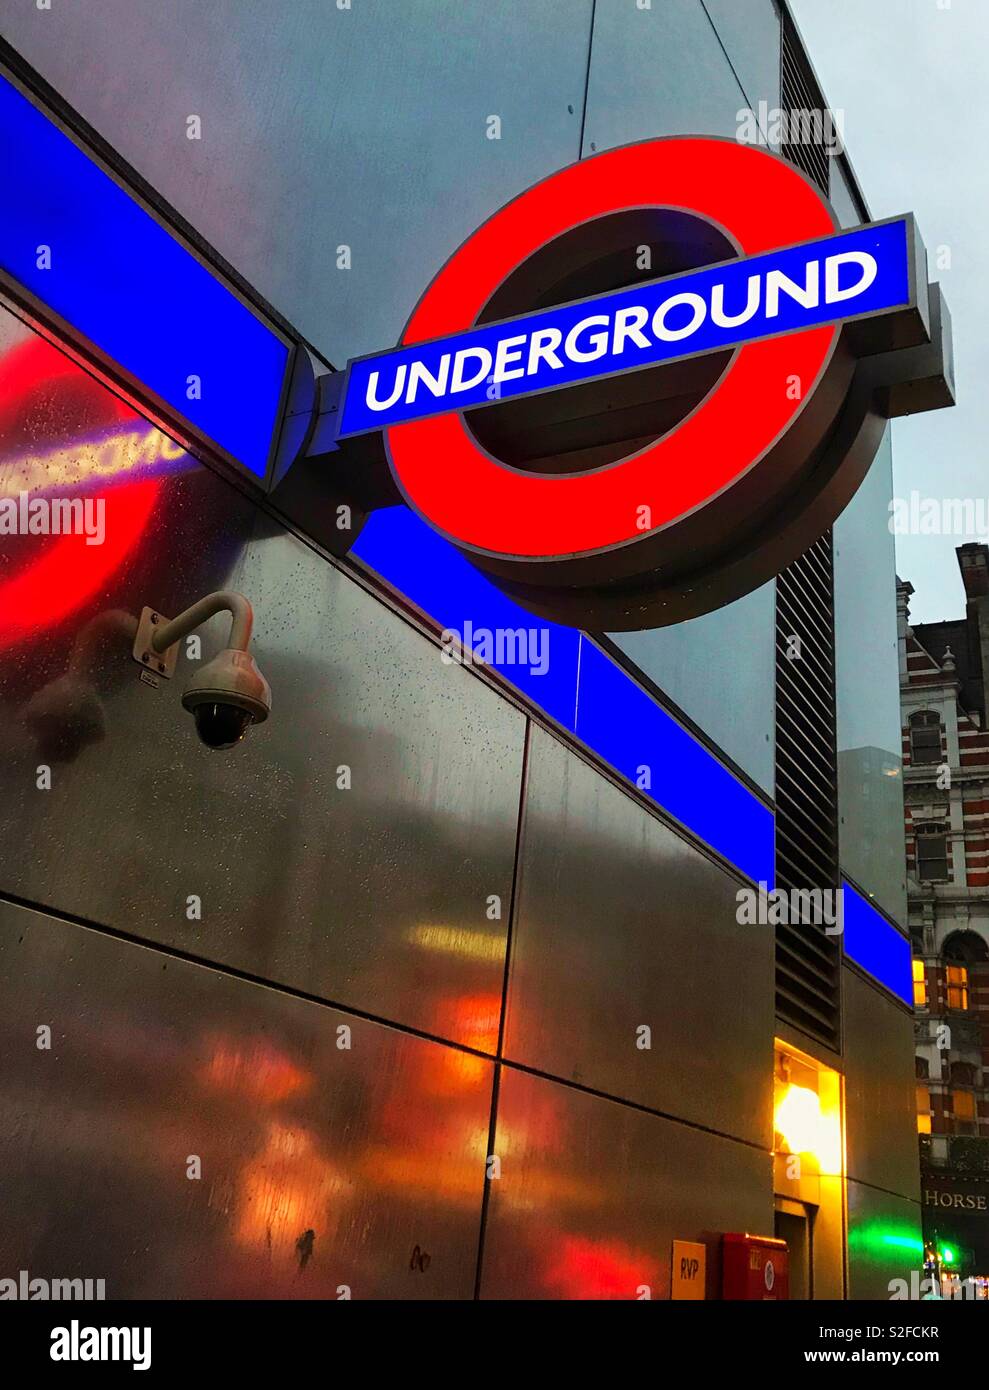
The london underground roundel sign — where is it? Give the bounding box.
[322,136,952,630]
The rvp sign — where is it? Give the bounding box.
[671,1239,707,1301]
[291,136,953,630]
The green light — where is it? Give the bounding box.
[941,1246,956,1265]
[882,1233,926,1252]
[847,1222,924,1257]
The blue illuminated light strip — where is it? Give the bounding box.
[351,507,582,730]
[575,638,774,882]
[0,71,289,479]
[841,881,912,1005]
[338,218,911,437]
[352,508,775,884]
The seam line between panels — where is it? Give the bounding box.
[499,1056,774,1156]
[0,888,774,1154]
[577,0,597,159]
[844,1175,925,1205]
[474,718,531,1299]
[699,0,762,114]
[0,889,497,1061]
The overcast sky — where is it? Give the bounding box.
[790,0,986,624]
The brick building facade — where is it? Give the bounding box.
[899,544,989,1276]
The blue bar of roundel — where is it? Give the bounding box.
[841,881,912,1005]
[575,638,775,883]
[0,73,289,478]
[339,219,911,436]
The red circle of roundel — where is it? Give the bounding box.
[386,137,839,561]
[0,335,161,651]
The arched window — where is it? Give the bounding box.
[909,710,942,766]
[942,932,989,1010]
[943,931,989,965]
[946,964,969,1010]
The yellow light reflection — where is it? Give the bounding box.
[233,1122,346,1253]
[407,923,505,963]
[1,425,187,498]
[776,1083,821,1151]
[775,1081,842,1173]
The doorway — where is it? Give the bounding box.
[775,1198,814,1300]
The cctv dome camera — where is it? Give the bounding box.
[181,648,271,750]
[133,591,272,751]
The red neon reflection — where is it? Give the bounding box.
[0,335,162,648]
[0,333,133,433]
[542,1234,657,1300]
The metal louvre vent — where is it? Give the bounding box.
[774,25,840,1049]
[780,12,831,196]
[775,535,840,1047]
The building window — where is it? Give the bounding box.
[909,710,942,765]
[913,959,928,1008]
[952,1089,976,1135]
[915,824,949,882]
[946,964,969,1011]
[917,1083,932,1133]
[915,1056,930,1079]
[950,1060,977,1086]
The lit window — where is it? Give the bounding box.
[947,964,969,1011]
[909,711,942,766]
[913,959,928,1008]
[952,1090,976,1135]
[915,825,948,882]
[917,1082,932,1134]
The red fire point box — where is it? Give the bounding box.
[721,1233,789,1300]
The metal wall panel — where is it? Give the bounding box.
[582,0,749,152]
[504,726,774,1147]
[479,1065,773,1299]
[843,965,921,1201]
[0,0,593,365]
[846,1180,923,1301]
[701,0,781,113]
[834,430,907,924]
[0,336,525,1046]
[0,898,492,1299]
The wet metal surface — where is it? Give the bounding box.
[846,1179,922,1301]
[0,307,525,1047]
[505,726,774,1147]
[479,1065,772,1300]
[0,898,492,1298]
[843,965,921,1201]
